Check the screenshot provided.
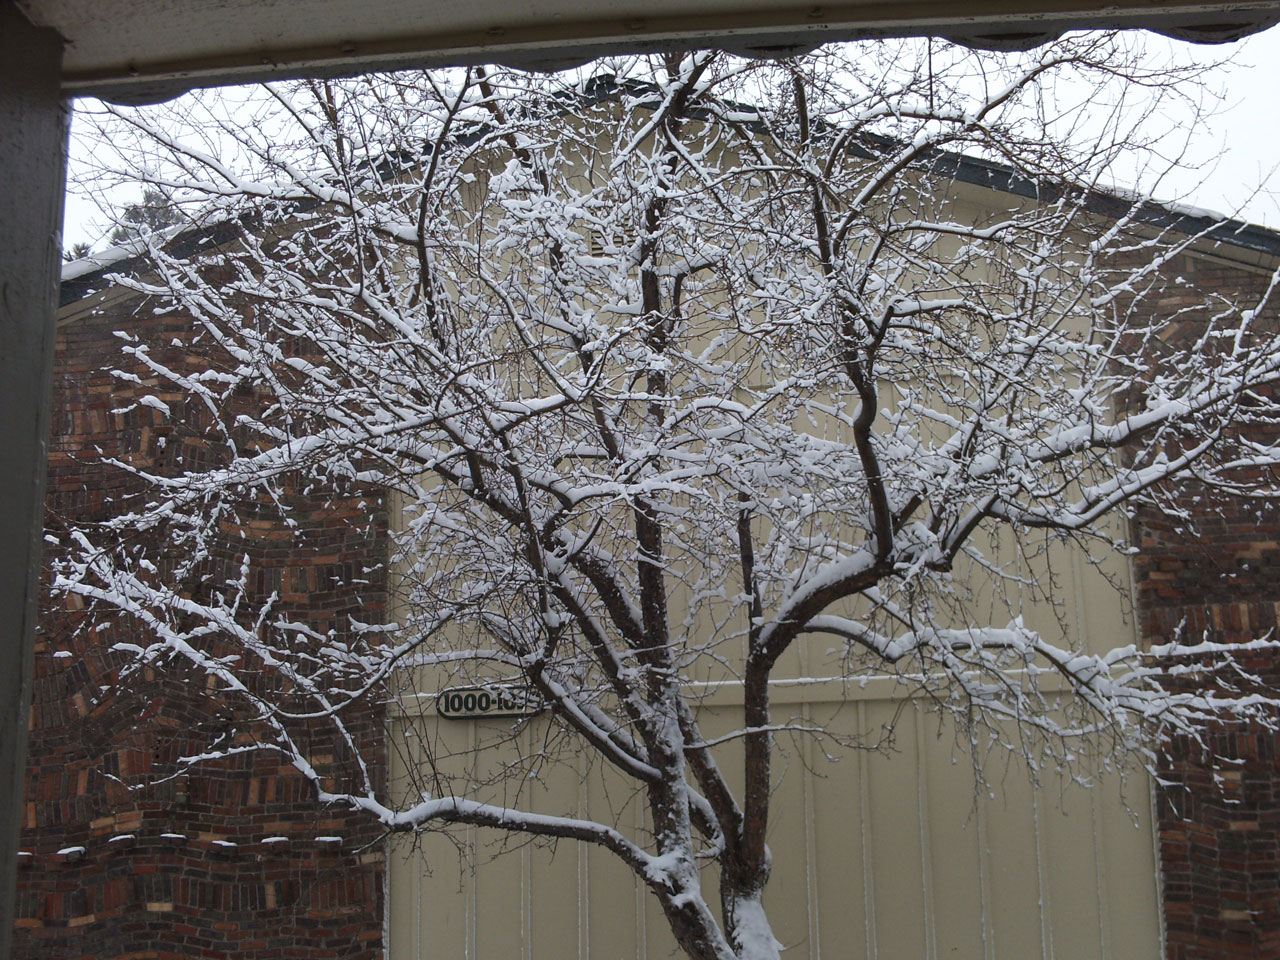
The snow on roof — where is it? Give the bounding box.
[59,217,241,306]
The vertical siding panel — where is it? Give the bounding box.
[467,720,480,960]
[385,840,418,960]
[921,729,985,958]
[468,720,534,959]
[798,641,821,960]
[1096,775,1161,960]
[914,710,938,960]
[765,738,811,954]
[587,764,642,960]
[467,824,478,960]
[409,716,477,960]
[385,719,420,960]
[865,697,926,960]
[802,704,821,960]
[981,767,1042,960]
[1040,778,1104,960]
[522,721,534,960]
[528,748,584,960]
[579,754,590,960]
[975,785,995,960]
[523,798,533,960]
[636,794,647,960]
[1030,786,1051,960]
[409,833,472,960]
[1089,777,1112,960]
[859,701,878,960]
[591,844,645,957]
[474,825,526,956]
[811,699,870,960]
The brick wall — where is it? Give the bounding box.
[1128,252,1280,960]
[13,282,388,959]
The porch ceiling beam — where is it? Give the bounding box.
[17,0,1280,105]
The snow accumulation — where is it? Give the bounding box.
[60,221,210,282]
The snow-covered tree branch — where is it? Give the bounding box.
[58,38,1280,960]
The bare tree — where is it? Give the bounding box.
[58,39,1280,960]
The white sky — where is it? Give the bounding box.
[1139,26,1280,226]
[59,26,1280,250]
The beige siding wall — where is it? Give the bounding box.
[388,686,1162,959]
[383,176,1168,960]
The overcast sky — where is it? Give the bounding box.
[60,27,1280,251]
[1141,27,1280,226]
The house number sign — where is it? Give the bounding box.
[436,683,543,719]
